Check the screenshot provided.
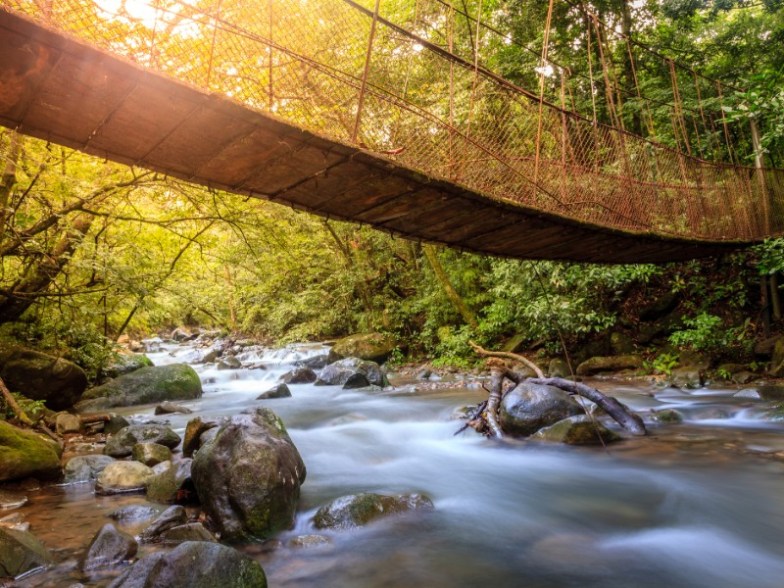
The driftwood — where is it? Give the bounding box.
[462,345,647,439]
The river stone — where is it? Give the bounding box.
[81,524,137,571]
[159,523,217,545]
[297,354,330,370]
[0,346,88,411]
[531,416,620,445]
[217,356,242,370]
[575,355,643,376]
[0,526,53,578]
[182,418,218,458]
[312,493,434,530]
[280,367,317,384]
[329,333,396,364]
[132,443,172,467]
[257,384,291,399]
[548,358,570,378]
[108,541,266,588]
[154,401,193,415]
[342,372,371,389]
[146,459,193,504]
[96,462,155,495]
[75,364,202,412]
[290,535,330,548]
[498,382,583,437]
[668,366,704,389]
[55,412,82,435]
[105,414,131,435]
[0,420,61,483]
[139,505,188,542]
[103,354,154,380]
[755,385,784,401]
[315,358,388,388]
[110,505,165,526]
[191,408,306,542]
[734,388,762,399]
[63,455,115,484]
[649,409,684,424]
[0,490,27,511]
[105,424,181,458]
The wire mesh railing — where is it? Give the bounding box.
[2,0,782,241]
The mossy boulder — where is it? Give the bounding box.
[329,333,396,364]
[575,355,643,376]
[191,408,306,542]
[75,364,202,412]
[0,420,61,483]
[499,382,583,437]
[102,354,154,380]
[0,347,87,410]
[531,416,621,445]
[108,541,266,588]
[312,493,434,530]
[0,526,53,578]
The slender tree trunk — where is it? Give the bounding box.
[422,243,478,329]
[0,131,22,243]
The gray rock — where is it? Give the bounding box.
[76,364,202,412]
[297,354,330,370]
[280,367,317,384]
[217,356,242,370]
[154,402,193,415]
[159,523,217,545]
[289,535,330,548]
[103,354,154,379]
[104,414,131,435]
[313,493,433,530]
[342,372,370,389]
[257,384,291,399]
[649,409,684,423]
[191,408,306,541]
[734,389,762,399]
[0,346,87,410]
[63,455,115,484]
[531,416,621,445]
[95,462,155,495]
[81,524,137,571]
[146,459,193,504]
[108,541,266,588]
[316,358,388,387]
[0,526,53,578]
[755,385,784,401]
[0,490,27,511]
[182,418,218,458]
[668,366,704,389]
[499,382,583,437]
[55,413,82,435]
[132,443,172,467]
[139,505,188,542]
[110,505,166,526]
[104,424,181,458]
[329,333,396,364]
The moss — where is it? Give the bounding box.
[0,420,61,482]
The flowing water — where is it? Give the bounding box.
[12,343,784,587]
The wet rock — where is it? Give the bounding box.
[146,459,193,504]
[315,358,388,388]
[108,541,267,588]
[668,366,704,389]
[217,356,242,370]
[81,524,137,571]
[105,414,131,435]
[55,413,82,435]
[648,409,684,423]
[191,408,306,541]
[734,388,762,399]
[182,418,218,458]
[200,349,221,364]
[289,535,330,548]
[280,367,317,385]
[0,512,28,532]
[110,505,165,526]
[159,523,217,545]
[103,354,154,380]
[498,382,582,437]
[0,526,53,578]
[342,372,370,389]
[76,364,202,412]
[0,346,88,410]
[170,328,196,342]
[297,354,330,370]
[575,355,643,376]
[329,333,396,364]
[531,416,621,445]
[0,490,27,511]
[139,505,188,542]
[96,461,155,495]
[756,385,784,401]
[547,358,570,378]
[63,455,115,484]
[104,424,181,458]
[154,401,193,415]
[257,384,291,399]
[312,493,433,530]
[0,420,61,483]
[132,443,172,467]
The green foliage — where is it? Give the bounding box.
[669,312,752,355]
[651,352,679,376]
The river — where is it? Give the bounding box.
[14,342,784,587]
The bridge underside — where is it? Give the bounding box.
[0,10,747,264]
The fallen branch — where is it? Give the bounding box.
[485,360,506,439]
[454,400,488,436]
[0,376,34,426]
[469,340,544,378]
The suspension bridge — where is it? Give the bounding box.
[1,0,782,263]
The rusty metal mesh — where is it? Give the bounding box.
[3,0,783,241]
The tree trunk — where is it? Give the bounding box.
[423,243,479,329]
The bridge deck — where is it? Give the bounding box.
[0,9,747,263]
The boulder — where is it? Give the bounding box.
[139,506,188,542]
[217,356,242,370]
[280,367,317,385]
[668,366,704,389]
[63,455,115,484]
[297,354,330,370]
[108,541,266,588]
[575,355,643,376]
[0,527,53,578]
[110,505,165,526]
[498,382,583,437]
[103,354,154,380]
[312,493,433,530]
[531,416,620,445]
[182,418,217,458]
[154,401,193,415]
[170,328,195,342]
[0,421,61,483]
[257,384,291,400]
[315,358,388,388]
[342,372,370,389]
[0,347,87,410]
[159,523,217,545]
[329,333,396,364]
[146,459,193,504]
[81,524,137,571]
[75,364,202,412]
[55,412,82,435]
[132,443,173,467]
[104,424,181,458]
[191,408,306,541]
[95,462,155,495]
[104,414,131,435]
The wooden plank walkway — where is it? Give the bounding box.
[0,9,748,263]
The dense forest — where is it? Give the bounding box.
[1,0,783,376]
